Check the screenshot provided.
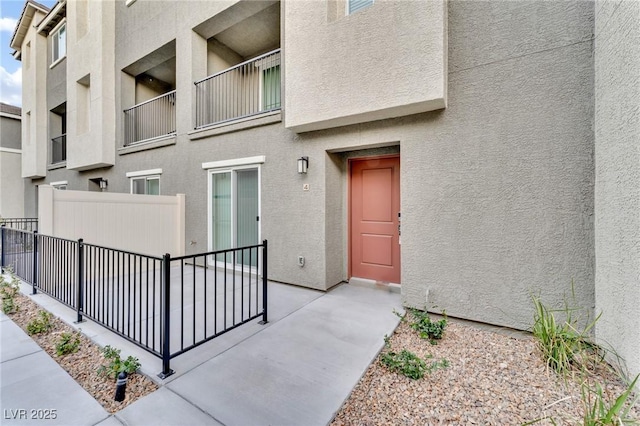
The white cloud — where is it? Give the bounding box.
[0,17,18,33]
[0,65,22,107]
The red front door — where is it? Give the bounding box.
[350,156,401,283]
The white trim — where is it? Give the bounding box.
[50,180,68,186]
[202,155,265,170]
[126,168,163,178]
[0,147,22,154]
[0,112,21,120]
[125,0,138,6]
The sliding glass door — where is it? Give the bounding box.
[210,167,259,267]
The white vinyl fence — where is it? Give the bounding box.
[38,185,185,257]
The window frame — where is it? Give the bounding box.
[50,20,67,66]
[126,168,162,195]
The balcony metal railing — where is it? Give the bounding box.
[124,90,176,146]
[50,134,66,164]
[195,49,281,129]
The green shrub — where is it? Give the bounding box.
[408,309,447,344]
[55,332,81,356]
[381,349,427,380]
[97,345,141,380]
[380,336,449,380]
[26,311,53,335]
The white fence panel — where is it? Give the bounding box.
[38,185,185,257]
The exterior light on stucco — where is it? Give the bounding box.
[297,156,309,174]
[99,179,108,190]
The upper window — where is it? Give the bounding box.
[52,23,66,64]
[348,0,373,15]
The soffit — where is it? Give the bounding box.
[9,0,50,51]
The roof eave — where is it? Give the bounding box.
[9,0,51,51]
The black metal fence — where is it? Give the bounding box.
[0,225,268,378]
[1,218,38,232]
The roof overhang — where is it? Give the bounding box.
[37,0,67,36]
[9,0,51,52]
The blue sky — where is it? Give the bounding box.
[1,0,56,106]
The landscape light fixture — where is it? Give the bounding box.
[297,156,309,174]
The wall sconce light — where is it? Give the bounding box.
[99,179,108,190]
[297,156,309,174]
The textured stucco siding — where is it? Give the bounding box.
[0,151,25,217]
[21,10,48,179]
[594,0,640,379]
[283,0,447,132]
[401,0,595,329]
[23,0,596,331]
[65,0,116,171]
[1,115,22,150]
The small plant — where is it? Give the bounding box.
[381,348,427,380]
[425,355,450,374]
[98,345,141,380]
[0,272,20,314]
[581,374,640,425]
[26,310,53,335]
[531,292,600,374]
[55,332,81,356]
[408,309,447,344]
[380,337,449,380]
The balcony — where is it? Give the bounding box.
[123,90,176,146]
[50,134,66,165]
[194,49,281,129]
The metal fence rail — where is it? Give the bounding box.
[1,218,38,232]
[0,224,268,378]
[1,227,36,283]
[195,49,281,129]
[124,90,176,146]
[37,234,78,308]
[81,242,164,358]
[164,242,268,375]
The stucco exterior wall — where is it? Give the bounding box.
[20,0,596,333]
[0,150,25,218]
[66,0,116,171]
[21,10,48,179]
[283,0,447,133]
[594,0,640,379]
[399,0,595,329]
[0,114,22,150]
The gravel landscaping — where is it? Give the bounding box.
[4,288,158,414]
[332,311,639,425]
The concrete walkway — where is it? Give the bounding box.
[1,281,402,426]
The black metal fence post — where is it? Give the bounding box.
[76,238,84,323]
[1,225,5,268]
[260,240,268,325]
[159,253,174,379]
[32,231,38,294]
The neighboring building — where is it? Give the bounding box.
[8,0,640,380]
[0,103,24,218]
